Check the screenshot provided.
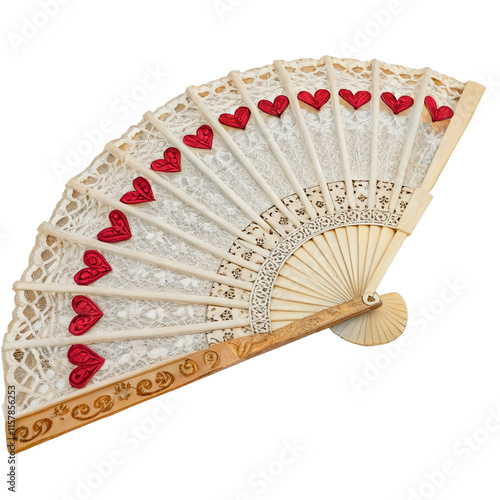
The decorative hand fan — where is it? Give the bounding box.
[3,56,483,452]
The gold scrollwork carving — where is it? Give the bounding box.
[71,395,114,421]
[203,351,219,369]
[136,371,175,396]
[179,359,198,376]
[14,418,53,443]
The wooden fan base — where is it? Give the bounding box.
[6,292,397,453]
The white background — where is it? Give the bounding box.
[1,1,500,499]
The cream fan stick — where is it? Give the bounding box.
[336,227,359,291]
[273,259,351,302]
[3,318,251,349]
[308,233,354,298]
[273,275,343,302]
[186,87,301,227]
[229,70,318,219]
[274,59,335,214]
[325,229,358,296]
[295,233,350,299]
[270,298,330,313]
[351,59,382,295]
[37,222,253,292]
[323,55,356,209]
[368,59,381,209]
[299,240,351,297]
[345,312,368,344]
[367,311,387,345]
[66,179,260,273]
[292,246,343,292]
[279,255,346,300]
[388,67,432,212]
[322,230,357,297]
[356,225,370,295]
[323,55,365,289]
[353,312,371,344]
[359,225,382,290]
[106,142,269,258]
[144,112,278,236]
[273,272,348,305]
[369,308,392,344]
[361,226,398,292]
[12,282,248,309]
[366,80,485,292]
[419,81,485,192]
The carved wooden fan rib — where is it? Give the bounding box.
[2,56,483,452]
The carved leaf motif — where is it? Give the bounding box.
[229,335,271,359]
[114,382,132,401]
[51,404,70,419]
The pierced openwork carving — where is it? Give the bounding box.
[250,209,400,334]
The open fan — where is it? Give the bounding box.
[3,56,483,452]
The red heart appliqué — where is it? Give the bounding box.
[219,107,251,130]
[183,125,213,149]
[381,92,414,115]
[425,96,454,122]
[74,250,112,286]
[258,95,290,117]
[297,89,331,110]
[97,210,131,243]
[120,177,155,204]
[69,296,103,336]
[339,89,372,110]
[151,147,182,173]
[68,344,105,388]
